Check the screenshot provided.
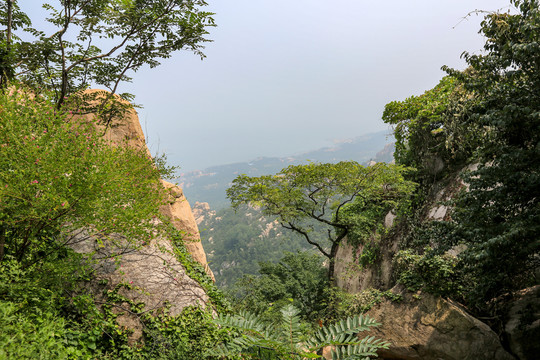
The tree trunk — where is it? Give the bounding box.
[1,0,14,88]
[6,0,13,46]
[57,69,68,108]
[328,230,348,283]
[328,241,340,284]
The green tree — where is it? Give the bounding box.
[0,85,169,266]
[227,162,415,281]
[212,303,388,360]
[1,0,214,110]
[441,0,540,306]
[230,251,329,323]
[0,0,30,87]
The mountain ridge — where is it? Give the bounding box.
[178,130,394,209]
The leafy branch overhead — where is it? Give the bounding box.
[0,0,214,110]
[227,161,416,280]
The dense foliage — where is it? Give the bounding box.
[384,0,540,311]
[0,252,96,358]
[382,75,479,186]
[142,306,234,360]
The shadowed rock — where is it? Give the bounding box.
[364,286,514,360]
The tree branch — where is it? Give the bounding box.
[281,221,331,258]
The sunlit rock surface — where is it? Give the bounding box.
[68,90,214,342]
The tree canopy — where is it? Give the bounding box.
[227,161,415,281]
[382,75,479,185]
[230,251,329,323]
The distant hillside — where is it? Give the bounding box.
[195,203,322,287]
[179,131,394,209]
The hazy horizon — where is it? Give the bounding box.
[177,129,394,175]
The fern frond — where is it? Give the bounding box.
[308,314,381,346]
[280,303,304,351]
[211,305,388,360]
[214,311,267,337]
[329,337,390,360]
[306,313,388,360]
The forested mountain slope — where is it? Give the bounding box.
[196,204,328,287]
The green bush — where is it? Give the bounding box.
[142,306,238,360]
[0,301,92,359]
[394,248,463,298]
[0,253,118,359]
[322,287,402,322]
[0,85,170,267]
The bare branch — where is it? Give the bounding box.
[282,221,331,258]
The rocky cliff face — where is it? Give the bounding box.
[70,90,214,341]
[334,169,462,295]
[74,90,213,274]
[334,212,398,294]
[332,168,522,359]
[160,181,214,280]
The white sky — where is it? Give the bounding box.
[24,0,512,172]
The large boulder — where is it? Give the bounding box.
[72,89,213,275]
[363,287,514,360]
[70,230,209,343]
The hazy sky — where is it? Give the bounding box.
[26,1,513,172]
